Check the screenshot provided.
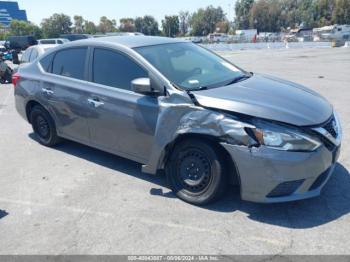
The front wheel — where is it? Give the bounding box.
[165,139,227,205]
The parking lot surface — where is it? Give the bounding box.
[0,47,349,255]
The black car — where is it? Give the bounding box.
[5,36,38,50]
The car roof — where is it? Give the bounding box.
[66,36,187,49]
[39,38,66,41]
[26,44,58,52]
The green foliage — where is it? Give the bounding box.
[234,0,350,32]
[73,15,84,33]
[41,13,72,38]
[135,16,160,35]
[216,21,230,33]
[235,0,255,29]
[162,16,180,37]
[5,0,349,41]
[84,20,97,35]
[179,11,191,36]
[332,0,350,24]
[8,20,43,38]
[98,16,117,33]
[119,18,135,32]
[190,6,226,36]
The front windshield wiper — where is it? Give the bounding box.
[185,86,208,91]
[225,74,252,86]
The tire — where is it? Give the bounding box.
[165,139,227,205]
[30,105,61,147]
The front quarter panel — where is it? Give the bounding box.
[142,92,256,174]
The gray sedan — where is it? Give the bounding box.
[13,36,342,205]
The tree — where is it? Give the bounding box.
[249,0,281,32]
[135,15,159,35]
[73,15,84,33]
[9,20,43,38]
[41,13,72,38]
[84,20,97,34]
[313,0,335,26]
[332,0,350,24]
[179,11,190,35]
[31,24,43,39]
[215,20,230,33]
[235,0,254,29]
[119,18,135,32]
[162,15,180,37]
[190,6,226,36]
[98,16,117,33]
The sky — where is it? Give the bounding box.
[16,0,236,26]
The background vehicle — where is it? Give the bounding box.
[207,33,228,43]
[0,54,12,83]
[313,24,350,41]
[5,35,38,50]
[59,34,93,41]
[38,38,70,45]
[15,44,58,65]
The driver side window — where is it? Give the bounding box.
[92,48,148,91]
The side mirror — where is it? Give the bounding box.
[131,78,159,96]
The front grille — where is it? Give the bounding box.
[323,116,337,138]
[309,168,331,191]
[267,179,305,198]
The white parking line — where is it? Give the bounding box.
[0,197,113,218]
[0,86,12,116]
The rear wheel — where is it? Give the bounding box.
[30,105,61,147]
[165,139,227,205]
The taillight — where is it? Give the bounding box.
[12,72,20,87]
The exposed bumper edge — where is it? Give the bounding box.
[221,142,338,203]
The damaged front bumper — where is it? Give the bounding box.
[221,142,341,203]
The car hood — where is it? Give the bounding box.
[192,74,333,126]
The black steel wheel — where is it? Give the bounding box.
[166,139,227,205]
[30,105,61,147]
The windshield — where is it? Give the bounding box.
[135,42,247,91]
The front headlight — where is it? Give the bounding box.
[248,121,322,152]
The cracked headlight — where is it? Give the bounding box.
[247,121,322,152]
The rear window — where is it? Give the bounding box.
[52,48,87,80]
[29,49,39,62]
[21,48,33,63]
[40,40,56,44]
[39,53,55,72]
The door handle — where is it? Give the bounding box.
[88,98,104,108]
[41,88,54,95]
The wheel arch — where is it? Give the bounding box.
[161,133,241,187]
[25,100,55,125]
[25,100,43,123]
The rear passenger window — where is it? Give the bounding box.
[21,49,32,63]
[40,40,56,44]
[92,48,147,91]
[29,49,38,62]
[52,48,87,80]
[39,53,55,72]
